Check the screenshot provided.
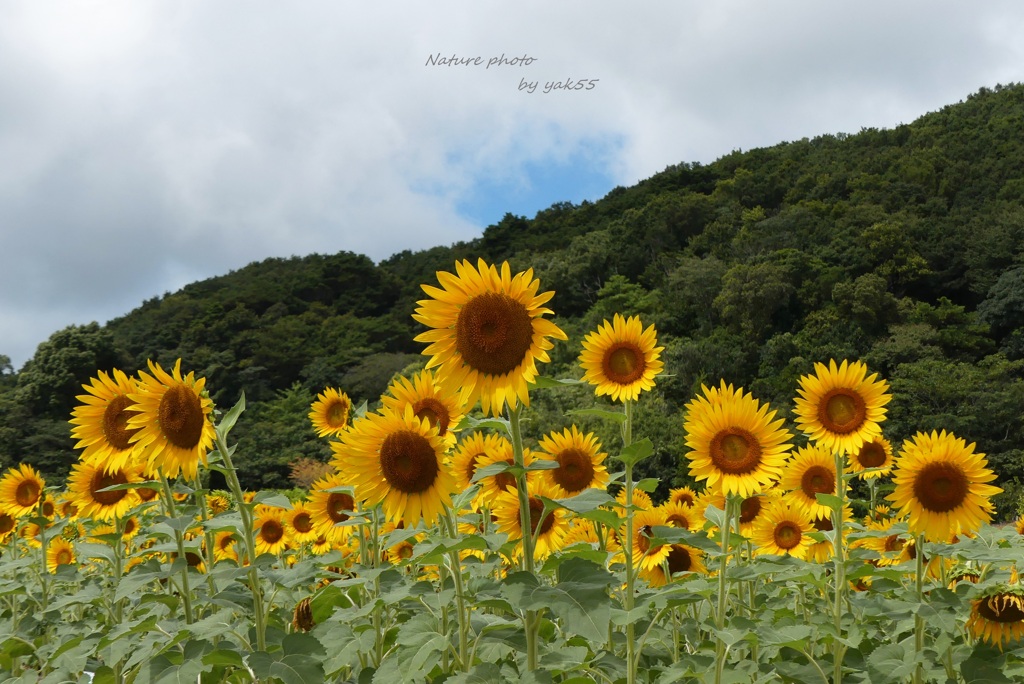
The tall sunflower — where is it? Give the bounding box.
[793,359,891,456]
[286,502,319,544]
[847,436,894,479]
[683,381,793,498]
[254,505,290,556]
[309,388,353,438]
[336,406,455,527]
[492,479,568,560]
[127,359,216,481]
[413,259,567,417]
[67,461,142,521]
[70,369,141,474]
[0,464,46,518]
[382,370,465,449]
[887,430,1001,542]
[578,314,664,402]
[967,586,1024,650]
[780,444,839,519]
[667,486,698,508]
[473,444,537,502]
[750,500,814,559]
[628,508,672,571]
[537,425,609,497]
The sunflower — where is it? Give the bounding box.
[887,430,1001,542]
[660,501,699,532]
[213,530,239,564]
[683,381,793,498]
[639,544,707,587]
[254,505,291,556]
[668,486,698,508]
[780,444,840,519]
[853,516,914,567]
[46,537,77,573]
[615,486,653,512]
[967,586,1024,650]
[413,258,568,417]
[451,432,510,496]
[335,406,455,527]
[69,369,141,474]
[805,505,854,564]
[308,474,357,542]
[737,492,777,538]
[794,359,891,456]
[492,479,569,560]
[382,370,465,449]
[0,464,46,518]
[309,534,334,556]
[848,436,894,479]
[309,388,353,438]
[473,443,536,502]
[750,500,814,559]
[629,508,672,571]
[537,425,609,497]
[286,502,319,544]
[562,518,621,554]
[206,493,231,515]
[0,512,16,542]
[127,359,216,481]
[579,314,664,402]
[66,461,141,521]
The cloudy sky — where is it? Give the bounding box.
[3,1,1024,371]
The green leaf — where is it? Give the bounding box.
[636,477,660,493]
[472,461,523,483]
[270,655,326,683]
[618,438,654,467]
[251,491,291,509]
[456,414,511,433]
[568,407,627,424]
[217,393,246,440]
[815,493,844,512]
[526,458,560,471]
[554,488,615,514]
[530,376,586,389]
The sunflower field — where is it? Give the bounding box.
[2,259,1023,684]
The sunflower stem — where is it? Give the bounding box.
[159,475,195,625]
[443,506,470,672]
[212,429,267,652]
[913,532,926,684]
[508,403,539,672]
[621,399,638,684]
[831,450,847,684]
[714,495,735,684]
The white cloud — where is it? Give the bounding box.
[2,0,1024,369]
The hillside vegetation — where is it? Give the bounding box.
[2,83,1023,516]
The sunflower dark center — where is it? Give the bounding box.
[603,343,645,386]
[380,430,439,494]
[857,441,887,468]
[413,398,450,436]
[455,292,533,376]
[137,486,159,502]
[818,389,867,434]
[0,514,14,535]
[812,515,834,532]
[90,469,129,507]
[739,496,762,523]
[528,496,554,536]
[709,429,762,475]
[326,400,349,428]
[124,518,138,536]
[674,492,695,507]
[41,499,55,518]
[493,459,517,493]
[552,448,595,493]
[158,384,205,450]
[260,519,285,545]
[103,394,139,450]
[219,534,235,551]
[185,551,203,568]
[462,452,483,483]
[801,465,835,498]
[666,545,694,574]
[327,492,354,523]
[774,521,802,550]
[666,512,692,529]
[913,462,968,513]
[978,595,1024,623]
[55,548,73,566]
[15,479,41,508]
[884,535,904,553]
[293,512,314,534]
[397,543,414,560]
[637,525,655,554]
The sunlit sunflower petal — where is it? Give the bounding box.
[579,314,665,403]
[70,369,141,473]
[309,388,353,438]
[794,359,891,456]
[537,425,609,497]
[0,464,46,518]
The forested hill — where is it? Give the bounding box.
[3,83,1023,516]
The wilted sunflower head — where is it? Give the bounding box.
[578,313,664,403]
[793,359,891,456]
[413,259,567,417]
[967,586,1024,650]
